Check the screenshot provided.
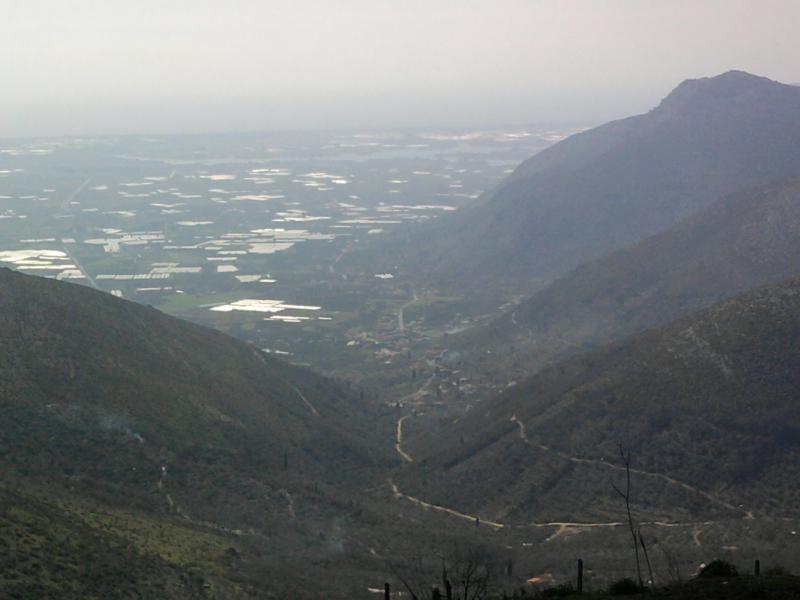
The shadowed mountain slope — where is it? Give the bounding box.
[0,267,386,479]
[360,71,800,298]
[460,177,800,383]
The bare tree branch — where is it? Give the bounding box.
[614,443,643,588]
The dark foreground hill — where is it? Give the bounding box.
[0,268,396,598]
[458,176,800,385]
[0,267,387,488]
[357,71,800,299]
[400,277,800,525]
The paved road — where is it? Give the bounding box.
[61,176,92,211]
[62,244,99,290]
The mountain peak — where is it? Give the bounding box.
[655,70,797,115]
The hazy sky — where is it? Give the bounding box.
[2,0,798,137]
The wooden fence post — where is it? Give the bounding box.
[577,558,584,592]
[755,560,761,577]
[384,582,390,600]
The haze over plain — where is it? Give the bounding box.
[2,0,799,137]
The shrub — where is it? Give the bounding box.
[536,583,575,597]
[697,560,739,579]
[608,578,642,595]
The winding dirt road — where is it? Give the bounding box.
[510,310,533,339]
[395,415,414,462]
[509,415,752,518]
[397,291,418,332]
[389,480,504,529]
[393,376,438,462]
[254,350,320,418]
[286,380,320,418]
[385,413,755,537]
[388,479,726,536]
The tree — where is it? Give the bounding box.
[611,443,643,588]
[444,546,496,600]
[387,544,498,600]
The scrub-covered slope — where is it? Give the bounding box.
[0,268,393,598]
[461,177,800,384]
[401,277,800,525]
